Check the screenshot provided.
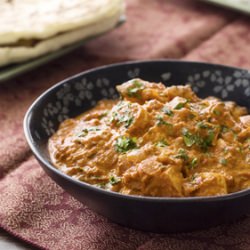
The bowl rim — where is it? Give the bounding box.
[23,59,250,203]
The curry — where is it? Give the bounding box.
[48,79,250,197]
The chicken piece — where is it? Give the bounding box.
[183,172,228,196]
[240,115,250,128]
[116,144,155,175]
[238,127,250,141]
[225,101,248,118]
[117,79,200,104]
[166,96,188,110]
[116,78,167,103]
[231,169,250,192]
[162,84,200,102]
[109,100,152,136]
[121,157,184,197]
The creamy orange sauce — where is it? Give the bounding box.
[48,79,250,197]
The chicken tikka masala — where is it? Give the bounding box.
[48,79,250,197]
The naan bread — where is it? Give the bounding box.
[0,0,124,66]
[0,0,124,44]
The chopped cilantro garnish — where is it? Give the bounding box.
[162,106,174,116]
[182,128,215,150]
[77,128,89,137]
[115,136,137,153]
[175,148,189,161]
[99,111,108,119]
[220,125,229,133]
[232,131,238,140]
[213,109,221,115]
[174,99,188,110]
[219,158,227,165]
[182,128,196,147]
[88,127,101,131]
[190,175,196,182]
[206,130,215,145]
[156,115,173,127]
[109,176,121,185]
[190,174,201,184]
[175,149,199,169]
[197,121,209,129]
[120,114,134,128]
[77,127,101,137]
[156,140,169,147]
[189,157,198,169]
[127,80,144,98]
[199,129,215,150]
[111,112,134,128]
[110,103,134,128]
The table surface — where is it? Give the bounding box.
[0,229,35,250]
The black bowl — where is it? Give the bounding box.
[24,60,250,233]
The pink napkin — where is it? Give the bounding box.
[185,17,250,69]
[84,0,235,60]
[1,158,250,250]
[1,0,250,249]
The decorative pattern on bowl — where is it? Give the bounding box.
[40,63,250,138]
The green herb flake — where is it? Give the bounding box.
[190,174,202,184]
[89,127,101,132]
[110,113,116,123]
[189,157,198,169]
[119,114,134,128]
[219,158,227,165]
[190,175,196,182]
[76,127,101,137]
[175,148,189,161]
[99,111,108,119]
[182,128,196,147]
[197,121,209,129]
[232,131,238,140]
[156,115,173,127]
[156,140,169,147]
[174,100,188,110]
[127,80,144,98]
[115,136,137,153]
[213,109,221,116]
[162,106,174,116]
[77,129,89,137]
[182,127,215,151]
[204,130,215,146]
[109,176,121,185]
[197,129,215,151]
[110,108,134,128]
[220,125,229,133]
